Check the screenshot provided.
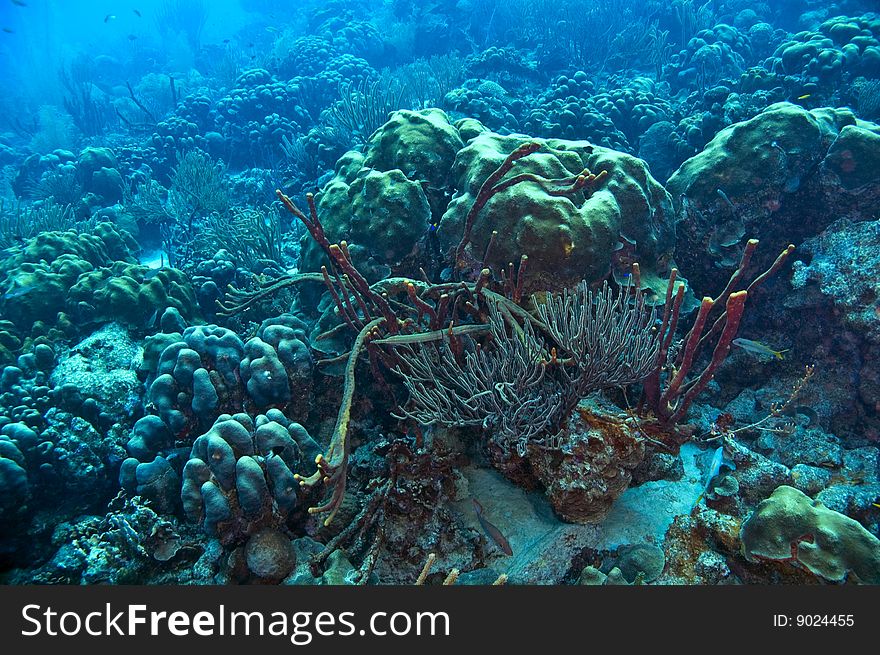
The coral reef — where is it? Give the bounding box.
[438,126,676,296]
[2,0,880,590]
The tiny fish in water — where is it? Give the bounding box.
[706,446,725,479]
[694,445,729,508]
[104,14,116,23]
[473,498,513,556]
[716,188,735,213]
[128,34,137,41]
[145,256,167,280]
[770,141,786,157]
[3,27,14,34]
[3,283,34,299]
[11,0,27,6]
[797,94,811,100]
[133,9,142,17]
[732,338,788,360]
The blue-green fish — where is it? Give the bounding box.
[694,445,735,508]
[732,338,788,360]
[3,283,34,299]
[694,447,721,508]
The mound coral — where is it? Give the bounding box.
[0,223,198,332]
[180,412,320,541]
[740,485,880,583]
[300,108,464,279]
[668,102,880,294]
[438,127,675,297]
[300,107,677,299]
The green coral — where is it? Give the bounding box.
[0,222,197,332]
[668,103,855,206]
[667,102,880,294]
[740,485,880,584]
[1,221,137,273]
[303,157,432,278]
[362,108,464,197]
[2,255,94,324]
[300,108,675,297]
[67,262,198,326]
[820,122,880,190]
[0,320,22,365]
[300,108,463,280]
[437,125,675,296]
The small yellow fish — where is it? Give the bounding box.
[732,338,788,360]
[797,94,811,100]
[873,502,880,509]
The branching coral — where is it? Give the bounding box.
[391,280,661,456]
[324,77,411,145]
[126,149,230,269]
[390,298,562,453]
[250,164,589,523]
[198,206,283,270]
[168,149,230,218]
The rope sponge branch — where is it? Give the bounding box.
[215,272,325,316]
[295,317,385,526]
